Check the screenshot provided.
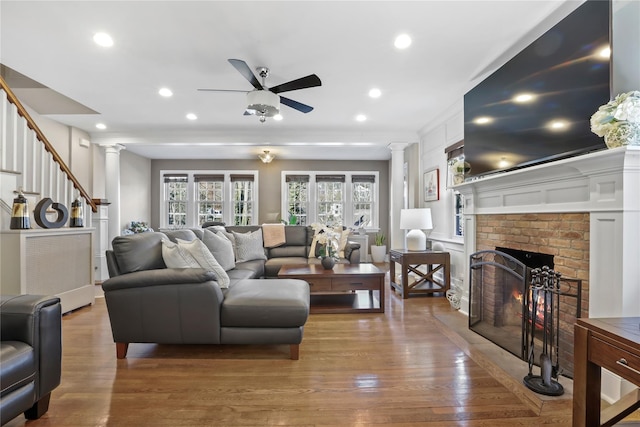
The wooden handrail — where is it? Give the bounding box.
[0,75,97,213]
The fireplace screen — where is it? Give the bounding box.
[469,250,581,378]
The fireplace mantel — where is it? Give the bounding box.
[456,146,640,319]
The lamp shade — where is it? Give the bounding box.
[400,208,433,251]
[400,208,433,230]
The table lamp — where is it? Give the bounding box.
[400,208,433,251]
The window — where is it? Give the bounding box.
[445,139,465,238]
[282,171,379,229]
[352,175,375,228]
[316,175,344,226]
[161,171,258,228]
[195,174,224,226]
[231,174,254,226]
[285,175,309,225]
[164,174,188,227]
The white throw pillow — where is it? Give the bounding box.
[176,238,230,289]
[161,239,200,269]
[233,229,267,263]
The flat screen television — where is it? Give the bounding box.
[463,0,611,179]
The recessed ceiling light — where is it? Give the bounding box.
[95,123,107,130]
[368,88,382,98]
[273,114,283,121]
[186,113,197,121]
[93,32,113,47]
[158,87,173,97]
[394,34,412,49]
[513,93,536,103]
[473,116,493,125]
[355,114,367,122]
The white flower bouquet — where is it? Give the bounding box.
[310,222,341,258]
[590,90,640,148]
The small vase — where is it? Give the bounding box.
[321,256,335,270]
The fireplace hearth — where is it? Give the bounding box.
[468,249,581,378]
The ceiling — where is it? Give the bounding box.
[0,1,580,161]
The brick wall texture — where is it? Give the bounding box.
[475,212,589,319]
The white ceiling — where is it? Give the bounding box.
[0,0,581,161]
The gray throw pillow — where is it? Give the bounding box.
[233,229,267,263]
[202,229,236,271]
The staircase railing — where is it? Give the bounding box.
[0,75,97,213]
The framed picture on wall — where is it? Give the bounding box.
[424,168,439,202]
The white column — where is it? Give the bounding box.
[101,144,125,248]
[388,142,409,251]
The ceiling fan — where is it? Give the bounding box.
[198,59,322,122]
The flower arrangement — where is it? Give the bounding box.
[122,221,154,235]
[590,90,640,148]
[310,222,341,258]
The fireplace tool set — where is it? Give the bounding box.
[523,266,565,396]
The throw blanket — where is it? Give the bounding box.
[262,223,286,248]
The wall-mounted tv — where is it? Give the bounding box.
[463,0,610,179]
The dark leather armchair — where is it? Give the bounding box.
[0,295,62,425]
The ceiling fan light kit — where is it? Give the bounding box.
[246,90,280,117]
[199,59,321,123]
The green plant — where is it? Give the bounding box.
[374,233,386,246]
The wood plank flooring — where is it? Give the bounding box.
[5,273,579,426]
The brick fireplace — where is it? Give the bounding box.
[475,212,590,320]
[456,147,640,401]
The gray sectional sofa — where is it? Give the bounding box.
[103,230,310,360]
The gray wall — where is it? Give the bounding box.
[150,158,390,247]
[120,150,152,232]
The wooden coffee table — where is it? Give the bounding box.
[278,263,385,314]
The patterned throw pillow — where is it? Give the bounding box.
[201,229,236,271]
[161,239,200,268]
[176,238,230,289]
[233,229,267,263]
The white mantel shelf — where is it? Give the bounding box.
[455,146,640,216]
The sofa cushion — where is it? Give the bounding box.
[268,245,308,259]
[112,232,167,274]
[221,279,309,328]
[0,341,35,397]
[233,229,267,263]
[233,259,265,278]
[202,229,236,271]
[284,226,309,246]
[176,238,230,288]
[161,239,201,269]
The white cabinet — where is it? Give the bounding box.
[0,228,95,313]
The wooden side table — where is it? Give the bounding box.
[389,249,450,299]
[573,317,640,427]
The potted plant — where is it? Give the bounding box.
[370,233,387,263]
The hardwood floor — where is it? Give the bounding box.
[5,273,579,426]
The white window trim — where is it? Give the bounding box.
[280,171,379,229]
[160,170,259,228]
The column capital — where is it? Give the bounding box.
[100,143,126,154]
[387,142,410,152]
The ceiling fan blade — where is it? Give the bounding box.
[197,89,247,93]
[228,59,263,90]
[280,96,314,113]
[269,74,321,94]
